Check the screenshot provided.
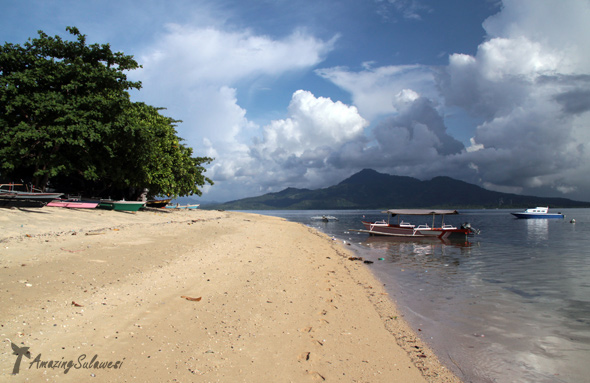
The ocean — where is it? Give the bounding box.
[244,208,590,383]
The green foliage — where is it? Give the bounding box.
[0,27,213,198]
[114,103,213,198]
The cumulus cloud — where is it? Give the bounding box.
[310,0,590,202]
[130,24,336,152]
[126,23,340,200]
[326,95,465,179]
[129,1,590,203]
[208,90,369,197]
[316,64,437,120]
[437,0,590,199]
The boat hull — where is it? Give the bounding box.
[47,200,98,209]
[511,213,564,219]
[0,197,46,208]
[511,207,564,219]
[146,199,171,208]
[98,201,145,212]
[360,221,471,239]
[165,204,199,210]
[0,192,63,201]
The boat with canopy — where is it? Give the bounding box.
[354,209,479,240]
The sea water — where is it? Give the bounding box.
[245,209,590,383]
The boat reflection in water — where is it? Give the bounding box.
[358,234,476,271]
[526,219,549,241]
[362,234,474,248]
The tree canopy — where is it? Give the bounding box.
[0,27,213,199]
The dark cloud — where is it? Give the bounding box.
[554,88,590,115]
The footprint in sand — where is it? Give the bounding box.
[307,370,326,381]
[298,351,311,361]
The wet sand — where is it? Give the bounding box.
[0,207,459,382]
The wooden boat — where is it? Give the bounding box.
[98,200,145,212]
[47,199,99,209]
[146,198,172,208]
[354,209,478,240]
[0,197,46,208]
[165,203,200,210]
[0,183,63,201]
[511,207,564,219]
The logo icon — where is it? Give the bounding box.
[11,342,31,375]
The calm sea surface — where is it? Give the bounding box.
[243,209,590,383]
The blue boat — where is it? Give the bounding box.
[511,207,564,219]
[165,203,200,210]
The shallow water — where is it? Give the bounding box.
[246,209,590,383]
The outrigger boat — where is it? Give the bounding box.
[0,183,63,208]
[355,209,479,240]
[0,183,63,201]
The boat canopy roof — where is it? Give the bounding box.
[381,209,459,216]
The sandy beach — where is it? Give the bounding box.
[0,207,459,382]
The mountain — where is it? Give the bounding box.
[203,169,590,210]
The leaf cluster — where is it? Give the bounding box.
[0,27,213,199]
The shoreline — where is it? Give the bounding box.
[0,208,459,382]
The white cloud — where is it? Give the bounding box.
[476,37,562,81]
[205,90,369,199]
[483,0,590,74]
[316,64,436,120]
[125,1,590,203]
[436,0,590,199]
[307,0,590,202]
[466,138,484,152]
[138,24,336,86]
[126,23,337,201]
[130,24,336,148]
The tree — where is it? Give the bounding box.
[0,27,213,198]
[106,102,213,199]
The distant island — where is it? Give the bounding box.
[203,169,590,210]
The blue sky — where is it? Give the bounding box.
[3,0,590,203]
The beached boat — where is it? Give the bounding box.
[355,209,478,240]
[0,183,63,208]
[511,207,564,219]
[165,204,200,210]
[98,200,145,212]
[146,198,172,208]
[0,198,46,208]
[0,183,63,201]
[47,199,99,209]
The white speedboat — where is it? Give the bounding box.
[511,207,564,219]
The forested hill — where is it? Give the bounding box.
[204,169,590,210]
